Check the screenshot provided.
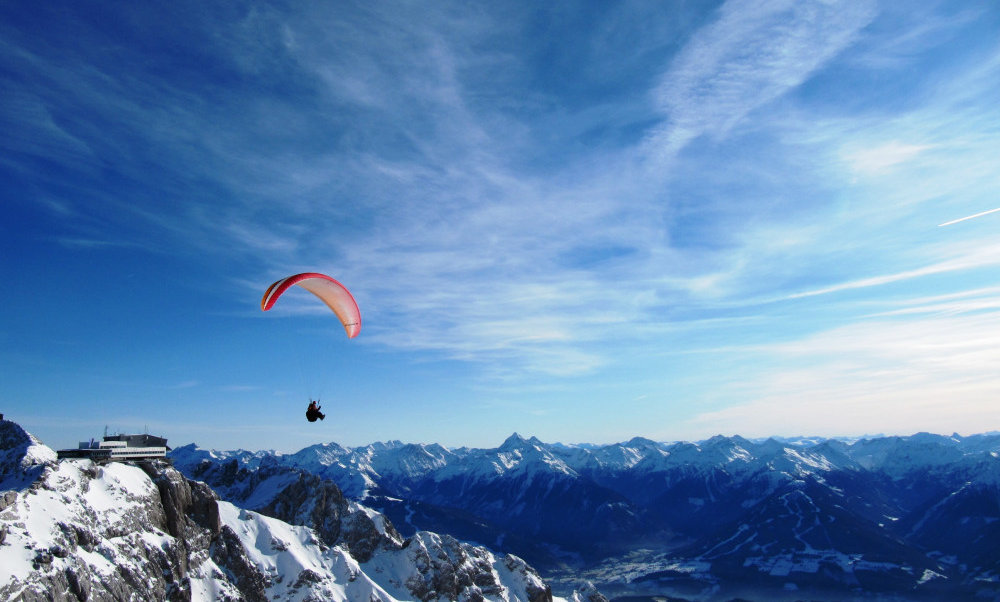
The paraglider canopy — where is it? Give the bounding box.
[261,272,361,338]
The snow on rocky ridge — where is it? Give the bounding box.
[0,419,571,602]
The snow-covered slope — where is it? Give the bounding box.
[0,419,567,602]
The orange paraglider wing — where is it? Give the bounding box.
[261,272,361,338]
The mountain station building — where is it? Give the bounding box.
[58,433,170,462]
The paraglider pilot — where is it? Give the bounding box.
[306,399,325,422]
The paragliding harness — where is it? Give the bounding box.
[306,399,325,422]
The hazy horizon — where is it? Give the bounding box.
[19,417,998,456]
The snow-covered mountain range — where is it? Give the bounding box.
[0,420,595,602]
[171,431,1000,601]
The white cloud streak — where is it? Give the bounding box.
[938,207,1000,227]
[845,142,933,174]
[786,243,1000,299]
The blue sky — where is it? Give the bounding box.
[3,1,1000,453]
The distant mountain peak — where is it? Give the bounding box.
[500,432,532,451]
[624,436,658,447]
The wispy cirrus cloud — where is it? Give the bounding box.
[786,242,1000,300]
[6,0,998,388]
[168,380,200,390]
[939,207,1000,227]
[844,141,933,174]
[289,0,887,375]
[647,0,877,158]
[872,287,1000,318]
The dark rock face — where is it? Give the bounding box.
[261,472,347,547]
[211,525,271,602]
[339,502,406,562]
[65,566,91,602]
[188,479,223,536]
[144,462,196,538]
[142,462,222,539]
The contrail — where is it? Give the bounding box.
[938,207,1000,227]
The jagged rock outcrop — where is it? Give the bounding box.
[209,525,271,602]
[0,420,56,489]
[566,581,607,602]
[504,555,553,602]
[404,532,501,601]
[142,462,222,539]
[394,532,551,602]
[259,470,406,562]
